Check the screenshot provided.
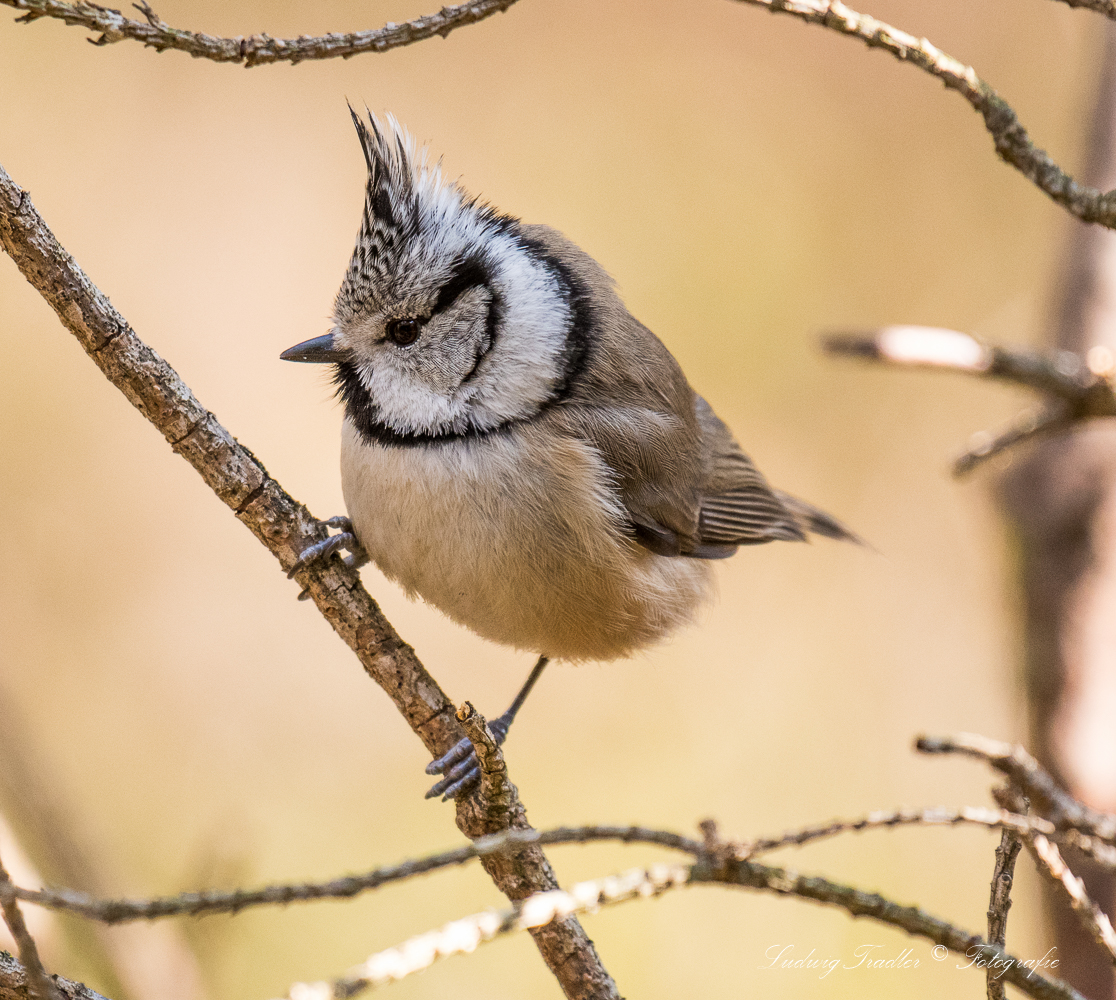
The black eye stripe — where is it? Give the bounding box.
[431,258,490,316]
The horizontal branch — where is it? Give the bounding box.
[918,734,1116,843]
[17,803,1116,925]
[0,0,520,66]
[732,0,1116,228]
[279,854,1086,1000]
[825,327,1116,475]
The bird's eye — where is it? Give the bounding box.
[385,318,421,346]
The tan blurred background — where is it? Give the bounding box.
[0,1,1101,997]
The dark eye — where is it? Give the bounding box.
[385,318,421,346]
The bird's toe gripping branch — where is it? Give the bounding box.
[288,515,369,599]
[425,715,512,801]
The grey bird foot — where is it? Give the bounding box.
[289,516,369,600]
[424,713,511,801]
[423,654,550,801]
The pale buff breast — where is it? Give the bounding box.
[340,417,713,661]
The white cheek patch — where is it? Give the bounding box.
[463,234,570,428]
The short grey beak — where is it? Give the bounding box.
[280,333,344,363]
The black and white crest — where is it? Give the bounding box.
[335,109,506,323]
[327,111,584,444]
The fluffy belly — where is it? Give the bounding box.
[340,418,712,661]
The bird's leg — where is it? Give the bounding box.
[425,655,550,801]
[288,516,369,599]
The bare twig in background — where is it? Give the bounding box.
[0,0,521,66]
[918,734,1116,842]
[731,0,1116,228]
[0,851,60,1000]
[0,163,617,1000]
[11,803,1116,928]
[285,865,691,1000]
[1028,835,1116,963]
[0,689,208,1000]
[1051,0,1116,16]
[987,786,1028,1000]
[824,327,1116,475]
[5,826,698,923]
[280,848,1088,1000]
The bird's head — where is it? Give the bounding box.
[282,110,582,444]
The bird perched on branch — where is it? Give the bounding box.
[282,110,857,799]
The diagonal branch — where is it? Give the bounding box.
[1029,834,1116,964]
[0,851,60,1000]
[0,952,109,1000]
[918,734,1116,843]
[0,163,617,1000]
[731,0,1116,228]
[280,855,1087,1000]
[0,0,521,67]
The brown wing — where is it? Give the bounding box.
[693,395,804,554]
[520,224,855,557]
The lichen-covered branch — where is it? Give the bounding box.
[279,854,1086,1000]
[0,0,521,67]
[732,0,1116,228]
[0,162,617,1000]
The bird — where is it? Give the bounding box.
[281,110,857,800]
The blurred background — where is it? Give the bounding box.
[0,1,1104,997]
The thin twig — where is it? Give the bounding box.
[1049,0,1116,16]
[731,0,1116,228]
[953,406,1073,477]
[0,161,616,1000]
[456,703,515,827]
[987,787,1028,1000]
[279,856,1086,1000]
[1028,835,1116,963]
[825,328,1116,475]
[6,826,699,923]
[0,852,60,1000]
[14,807,1116,926]
[918,734,1116,843]
[0,0,521,67]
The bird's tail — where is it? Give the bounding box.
[773,491,864,546]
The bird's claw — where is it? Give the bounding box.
[424,715,510,800]
[289,516,369,596]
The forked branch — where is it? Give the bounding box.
[825,327,1116,475]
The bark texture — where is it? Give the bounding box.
[0,163,619,1000]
